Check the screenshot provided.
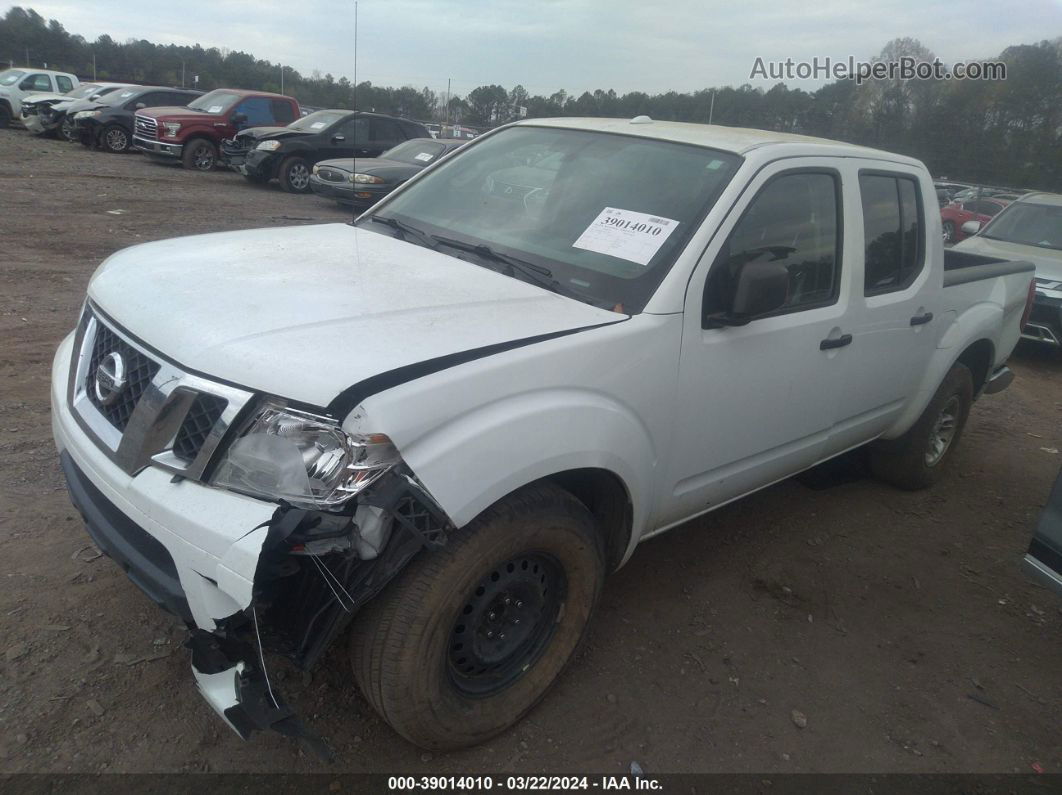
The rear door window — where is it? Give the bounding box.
[859,173,925,295]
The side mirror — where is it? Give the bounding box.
[331,133,345,142]
[708,260,789,327]
[961,220,981,236]
[231,112,247,124]
[134,102,146,109]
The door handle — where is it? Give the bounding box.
[820,333,853,350]
[910,312,934,326]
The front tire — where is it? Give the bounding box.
[60,116,77,142]
[350,483,605,750]
[278,156,312,193]
[869,363,973,490]
[182,138,217,171]
[101,124,131,153]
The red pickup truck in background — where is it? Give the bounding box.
[133,88,300,171]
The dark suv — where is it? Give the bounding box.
[221,110,430,193]
[75,86,203,153]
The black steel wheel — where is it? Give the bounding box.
[448,553,566,696]
[350,482,605,750]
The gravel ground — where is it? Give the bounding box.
[0,128,1060,775]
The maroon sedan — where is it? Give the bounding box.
[941,197,1009,243]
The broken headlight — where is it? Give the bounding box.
[210,402,400,509]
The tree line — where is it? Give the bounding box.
[2,6,1059,190]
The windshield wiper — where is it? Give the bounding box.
[431,235,560,294]
[367,215,438,250]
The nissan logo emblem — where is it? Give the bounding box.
[94,351,127,406]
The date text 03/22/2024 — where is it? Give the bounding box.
[387,775,663,791]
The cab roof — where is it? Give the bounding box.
[514,116,922,165]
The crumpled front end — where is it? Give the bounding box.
[51,306,452,754]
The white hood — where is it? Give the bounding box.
[88,223,617,407]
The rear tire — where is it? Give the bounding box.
[350,482,605,750]
[181,138,217,171]
[100,124,131,154]
[869,363,973,490]
[278,156,312,193]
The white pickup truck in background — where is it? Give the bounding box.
[0,68,79,127]
[51,117,1036,754]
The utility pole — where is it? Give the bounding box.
[25,47,29,67]
[92,52,97,81]
[445,77,451,124]
[280,64,284,95]
[179,57,185,87]
[708,89,715,125]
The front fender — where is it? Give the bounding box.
[392,389,656,542]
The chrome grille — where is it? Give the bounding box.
[134,114,158,139]
[85,324,161,431]
[317,167,347,183]
[69,307,254,481]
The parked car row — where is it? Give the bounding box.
[4,72,467,210]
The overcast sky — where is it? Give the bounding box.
[9,0,1062,97]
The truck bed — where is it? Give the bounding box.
[943,249,1035,287]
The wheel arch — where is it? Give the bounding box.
[362,389,658,571]
[955,337,995,396]
[540,468,633,572]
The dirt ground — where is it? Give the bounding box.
[0,128,1060,776]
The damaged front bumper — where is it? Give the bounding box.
[51,331,451,752]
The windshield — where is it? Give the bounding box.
[0,69,24,86]
[187,90,241,114]
[101,87,143,106]
[363,126,741,312]
[382,139,449,165]
[66,83,101,99]
[288,109,348,131]
[981,202,1062,250]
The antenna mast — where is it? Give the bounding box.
[352,0,359,226]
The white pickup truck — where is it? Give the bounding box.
[0,68,79,127]
[51,117,1036,754]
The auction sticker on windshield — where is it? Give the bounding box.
[572,207,679,266]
